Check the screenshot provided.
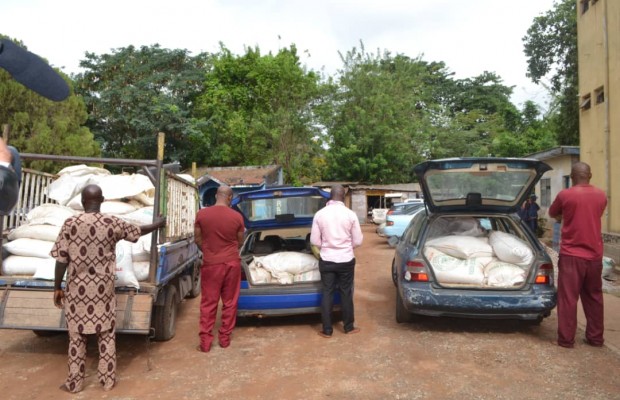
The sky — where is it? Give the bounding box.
[3,0,557,109]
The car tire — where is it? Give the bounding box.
[187,260,202,299]
[395,289,414,324]
[391,260,398,287]
[152,284,179,341]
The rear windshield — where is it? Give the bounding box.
[426,170,532,203]
[238,195,327,222]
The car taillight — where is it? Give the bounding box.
[535,262,553,285]
[405,260,429,282]
[386,221,394,226]
[387,210,394,215]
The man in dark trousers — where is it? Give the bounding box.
[194,185,245,352]
[519,194,540,235]
[311,184,364,337]
[549,162,607,348]
[51,184,165,393]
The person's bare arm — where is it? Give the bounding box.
[237,230,244,249]
[0,138,11,164]
[53,261,68,308]
[140,216,166,236]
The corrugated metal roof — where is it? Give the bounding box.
[193,165,281,186]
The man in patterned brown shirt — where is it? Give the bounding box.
[51,184,164,393]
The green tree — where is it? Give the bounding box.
[491,101,557,157]
[0,37,99,172]
[325,44,453,183]
[195,44,327,185]
[523,0,578,145]
[441,71,520,158]
[73,44,209,165]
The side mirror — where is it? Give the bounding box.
[387,236,400,247]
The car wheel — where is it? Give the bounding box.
[395,289,414,324]
[187,260,202,299]
[391,260,398,287]
[152,284,179,341]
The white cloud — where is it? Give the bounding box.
[2,0,556,108]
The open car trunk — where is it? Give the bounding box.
[240,227,320,286]
[422,215,539,289]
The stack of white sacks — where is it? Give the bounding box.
[248,252,320,285]
[1,165,159,289]
[423,218,534,287]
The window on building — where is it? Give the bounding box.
[563,175,571,189]
[580,93,591,111]
[540,178,551,207]
[581,0,590,14]
[595,86,605,104]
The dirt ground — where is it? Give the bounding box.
[1,224,620,400]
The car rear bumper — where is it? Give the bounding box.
[237,283,341,317]
[400,282,557,320]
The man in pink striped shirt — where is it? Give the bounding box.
[310,184,363,337]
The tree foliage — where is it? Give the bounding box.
[0,37,99,172]
[523,0,578,145]
[73,45,209,164]
[194,44,327,184]
[325,45,454,183]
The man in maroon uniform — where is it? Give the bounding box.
[51,184,164,393]
[194,185,245,352]
[549,162,608,348]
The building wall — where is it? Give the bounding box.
[578,0,619,237]
[536,154,579,230]
[351,190,369,224]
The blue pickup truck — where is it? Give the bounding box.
[0,136,200,341]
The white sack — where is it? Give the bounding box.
[424,247,486,285]
[488,231,533,267]
[484,259,527,287]
[446,218,486,237]
[57,164,110,177]
[3,238,55,258]
[121,207,154,226]
[248,260,272,284]
[47,165,110,205]
[133,261,150,282]
[132,233,152,262]
[252,252,319,285]
[1,255,44,275]
[97,174,155,200]
[130,192,155,206]
[293,269,321,282]
[32,258,58,280]
[100,200,137,215]
[425,235,493,259]
[26,204,78,227]
[254,252,319,275]
[115,240,139,289]
[8,224,61,242]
